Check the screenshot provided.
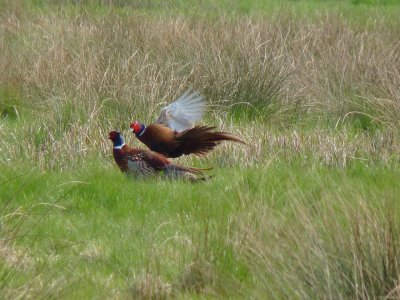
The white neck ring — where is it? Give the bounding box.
[138,126,146,137]
[113,143,126,150]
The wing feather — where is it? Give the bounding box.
[155,88,206,132]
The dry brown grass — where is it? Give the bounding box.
[1,9,399,170]
[231,183,400,299]
[129,272,172,300]
[127,260,215,299]
[175,259,215,294]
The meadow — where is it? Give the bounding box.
[1,0,400,298]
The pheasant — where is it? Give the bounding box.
[108,131,210,181]
[129,88,245,158]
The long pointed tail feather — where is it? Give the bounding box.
[176,125,246,156]
[166,163,210,175]
[163,163,213,181]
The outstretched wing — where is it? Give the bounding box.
[155,88,206,132]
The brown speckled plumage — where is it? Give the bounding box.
[109,131,210,181]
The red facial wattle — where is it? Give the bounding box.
[130,122,141,134]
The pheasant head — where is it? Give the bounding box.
[129,122,146,137]
[108,131,125,149]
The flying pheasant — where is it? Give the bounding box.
[108,131,210,181]
[129,88,245,158]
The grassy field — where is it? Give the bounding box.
[1,0,400,298]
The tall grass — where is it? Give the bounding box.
[1,1,400,299]
[233,181,400,298]
[1,4,399,170]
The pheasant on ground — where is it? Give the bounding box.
[129,88,245,158]
[108,131,210,181]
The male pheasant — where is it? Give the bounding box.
[129,88,245,158]
[108,131,210,181]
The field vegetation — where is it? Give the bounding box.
[1,0,400,298]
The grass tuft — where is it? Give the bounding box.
[1,1,400,298]
[176,259,215,294]
[129,272,172,300]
